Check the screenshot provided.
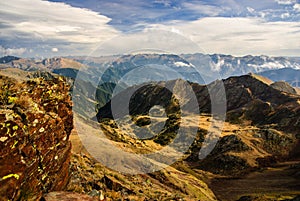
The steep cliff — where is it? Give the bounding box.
[0,75,73,200]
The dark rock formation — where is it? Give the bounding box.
[271,81,297,94]
[0,75,73,200]
[96,74,299,176]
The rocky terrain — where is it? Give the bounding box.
[94,73,300,200]
[0,74,73,200]
[0,55,300,200]
[97,73,300,166]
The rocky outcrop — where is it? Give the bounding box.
[96,74,299,177]
[98,73,300,125]
[222,74,297,110]
[96,81,181,119]
[270,81,297,94]
[0,75,73,200]
[197,129,295,175]
[219,74,300,128]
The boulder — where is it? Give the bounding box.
[0,75,73,200]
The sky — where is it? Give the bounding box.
[0,0,300,57]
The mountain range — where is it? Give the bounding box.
[1,54,300,200]
[1,54,300,84]
[2,53,300,110]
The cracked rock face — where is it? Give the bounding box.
[0,75,73,200]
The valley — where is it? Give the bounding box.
[211,160,300,201]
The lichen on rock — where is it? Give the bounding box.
[0,75,73,200]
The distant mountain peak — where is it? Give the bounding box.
[0,55,20,64]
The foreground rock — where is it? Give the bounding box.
[0,75,73,200]
[42,191,100,201]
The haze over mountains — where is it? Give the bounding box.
[1,53,300,85]
[259,68,300,87]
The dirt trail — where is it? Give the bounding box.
[210,160,300,201]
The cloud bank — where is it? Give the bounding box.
[166,17,300,56]
[0,0,300,57]
[0,0,119,57]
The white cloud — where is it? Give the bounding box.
[294,3,300,12]
[275,0,296,5]
[1,0,299,57]
[0,0,120,56]
[0,46,27,56]
[154,0,172,7]
[281,12,290,18]
[146,17,300,56]
[182,2,225,16]
[51,48,59,52]
[246,7,255,14]
[91,29,201,56]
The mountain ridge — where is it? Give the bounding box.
[1,54,300,83]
